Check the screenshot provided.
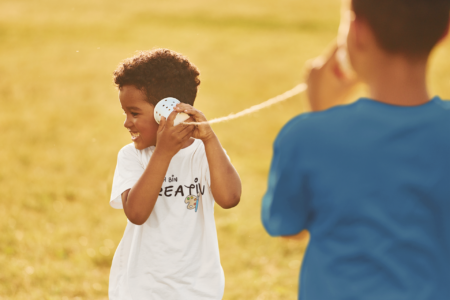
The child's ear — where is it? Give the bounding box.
[352,16,380,53]
[348,16,365,52]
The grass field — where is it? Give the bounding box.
[0,0,449,299]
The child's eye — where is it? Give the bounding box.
[131,113,138,117]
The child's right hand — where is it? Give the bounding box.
[154,111,195,158]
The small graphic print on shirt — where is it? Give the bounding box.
[185,195,199,212]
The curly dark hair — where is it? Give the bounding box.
[113,49,201,106]
[352,0,450,57]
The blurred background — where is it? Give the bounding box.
[0,0,449,299]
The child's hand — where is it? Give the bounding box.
[305,42,360,112]
[174,104,215,142]
[155,111,195,158]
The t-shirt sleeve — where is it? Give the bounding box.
[261,117,311,237]
[110,145,145,209]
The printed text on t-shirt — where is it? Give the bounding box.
[159,177,205,198]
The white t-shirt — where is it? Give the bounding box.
[109,139,225,300]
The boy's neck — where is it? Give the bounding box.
[367,56,430,106]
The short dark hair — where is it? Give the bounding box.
[113,48,201,106]
[352,0,450,57]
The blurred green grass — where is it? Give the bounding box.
[0,0,449,299]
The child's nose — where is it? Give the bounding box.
[123,116,133,128]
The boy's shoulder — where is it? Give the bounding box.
[116,143,155,168]
[435,96,450,109]
[276,100,364,145]
[117,143,140,159]
[277,96,450,147]
[117,139,206,166]
[119,143,137,154]
[119,143,155,155]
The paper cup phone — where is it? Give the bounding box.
[154,97,190,126]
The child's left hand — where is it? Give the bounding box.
[174,104,215,142]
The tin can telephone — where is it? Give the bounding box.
[154,97,190,126]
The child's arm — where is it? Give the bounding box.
[261,120,310,238]
[121,112,195,225]
[175,104,242,209]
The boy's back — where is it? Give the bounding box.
[263,97,450,299]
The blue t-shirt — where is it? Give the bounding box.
[262,97,450,300]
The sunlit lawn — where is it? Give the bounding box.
[0,0,449,299]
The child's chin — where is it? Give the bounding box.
[133,141,152,150]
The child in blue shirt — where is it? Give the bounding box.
[262,1,450,299]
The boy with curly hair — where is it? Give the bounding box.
[262,0,450,299]
[109,49,241,300]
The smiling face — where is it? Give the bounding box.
[119,85,159,150]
